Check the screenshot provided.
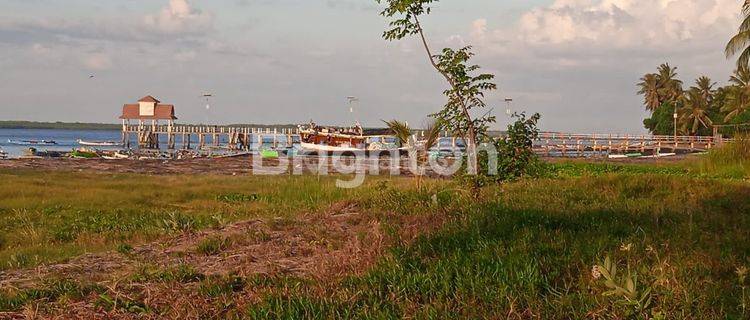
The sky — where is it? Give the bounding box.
[0,0,744,132]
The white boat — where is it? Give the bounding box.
[101,151,130,160]
[8,139,57,146]
[0,149,7,159]
[300,142,363,153]
[77,139,120,147]
[640,153,677,159]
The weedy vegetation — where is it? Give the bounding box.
[1,141,750,317]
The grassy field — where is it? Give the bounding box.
[0,158,749,318]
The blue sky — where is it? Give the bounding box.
[0,0,742,132]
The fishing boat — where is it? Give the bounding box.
[297,121,404,155]
[77,139,120,147]
[8,139,57,146]
[0,148,7,159]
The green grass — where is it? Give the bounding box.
[1,160,750,318]
[196,236,233,255]
[696,136,750,179]
[245,176,750,319]
[0,169,427,270]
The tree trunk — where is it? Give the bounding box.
[414,16,478,174]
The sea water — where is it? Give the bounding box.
[0,128,122,157]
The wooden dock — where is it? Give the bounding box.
[121,123,727,157]
[534,132,724,157]
[122,124,301,150]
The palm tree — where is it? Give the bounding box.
[722,68,750,122]
[383,119,412,147]
[694,76,716,104]
[415,119,444,188]
[656,63,683,104]
[726,1,750,70]
[680,88,713,135]
[637,73,661,111]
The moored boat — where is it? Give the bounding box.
[70,148,99,159]
[77,139,120,147]
[297,121,404,155]
[8,139,57,146]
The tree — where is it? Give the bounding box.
[726,1,750,70]
[376,0,496,174]
[656,63,683,104]
[643,102,677,135]
[637,73,661,112]
[638,64,684,135]
[694,76,716,104]
[383,119,412,146]
[679,88,713,135]
[722,68,750,122]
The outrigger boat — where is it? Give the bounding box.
[8,139,57,146]
[77,139,120,147]
[297,121,404,155]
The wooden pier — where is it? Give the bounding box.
[533,132,724,157]
[121,122,727,158]
[122,123,301,151]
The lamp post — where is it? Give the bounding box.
[673,106,678,142]
[504,98,513,116]
[346,96,359,128]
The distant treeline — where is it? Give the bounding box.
[0,121,121,130]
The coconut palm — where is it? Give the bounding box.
[726,1,750,70]
[656,63,683,104]
[722,68,750,122]
[694,76,716,104]
[680,88,713,135]
[637,73,661,111]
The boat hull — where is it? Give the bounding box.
[8,139,57,146]
[77,140,120,147]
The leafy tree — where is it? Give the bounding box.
[376,0,496,174]
[726,1,750,70]
[643,102,677,135]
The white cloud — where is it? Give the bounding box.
[514,0,739,48]
[143,0,213,35]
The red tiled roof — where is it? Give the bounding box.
[138,95,161,103]
[119,104,177,120]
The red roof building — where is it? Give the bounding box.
[119,96,177,121]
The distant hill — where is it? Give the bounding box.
[0,121,121,130]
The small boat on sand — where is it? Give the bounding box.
[101,150,130,160]
[77,139,120,147]
[24,147,67,158]
[0,148,7,159]
[70,149,99,159]
[8,139,57,146]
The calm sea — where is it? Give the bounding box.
[0,128,122,157]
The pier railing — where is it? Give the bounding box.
[120,124,728,156]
